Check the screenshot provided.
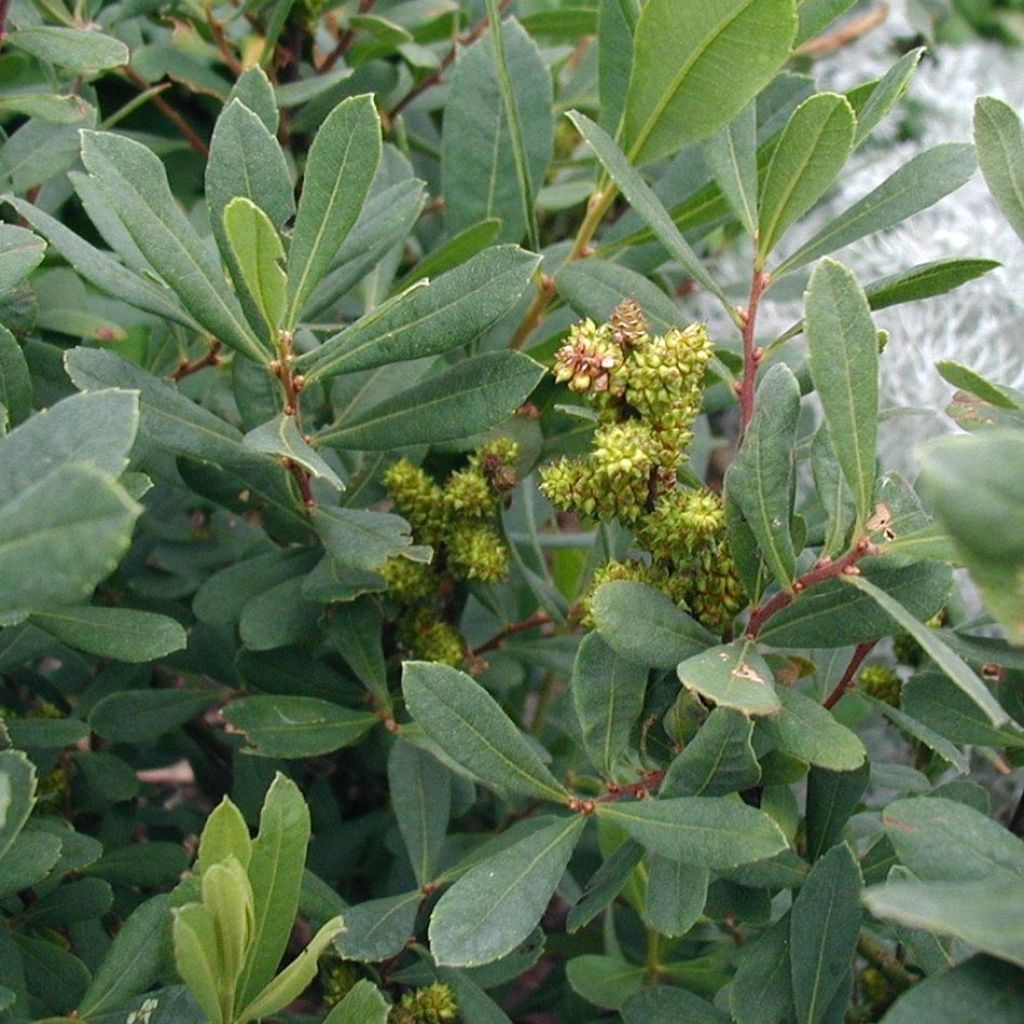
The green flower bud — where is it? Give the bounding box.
[685,540,746,634]
[608,298,649,349]
[638,487,729,563]
[392,982,459,1024]
[398,609,465,668]
[384,459,445,541]
[380,557,437,602]
[446,523,511,583]
[577,559,688,626]
[552,319,622,395]
[443,468,495,521]
[470,437,520,493]
[858,663,902,707]
[321,961,360,1008]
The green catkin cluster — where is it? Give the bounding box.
[541,301,744,633]
[382,439,519,666]
[390,982,459,1024]
[321,961,360,1008]
[858,663,903,707]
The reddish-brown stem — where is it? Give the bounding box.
[320,0,377,73]
[595,769,666,804]
[746,538,880,638]
[738,267,770,443]
[471,611,552,659]
[206,9,243,76]
[509,274,556,350]
[0,0,12,45]
[823,641,877,710]
[172,341,222,381]
[386,0,513,121]
[121,68,209,157]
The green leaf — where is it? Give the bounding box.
[14,933,90,1014]
[0,750,35,862]
[596,796,787,868]
[643,855,708,937]
[805,259,879,528]
[790,844,862,1024]
[868,697,968,774]
[844,574,1009,726]
[0,327,30,429]
[223,696,376,757]
[623,985,731,1024]
[29,607,186,662]
[936,360,1021,410]
[903,670,1024,748]
[223,199,287,335]
[677,640,780,716]
[227,67,278,133]
[244,414,343,490]
[402,661,569,803]
[313,504,420,573]
[0,465,139,615]
[572,633,647,777]
[566,838,644,934]
[865,258,999,311]
[89,688,217,743]
[7,27,128,72]
[757,93,854,263]
[429,815,585,967]
[236,917,344,1024]
[197,798,252,876]
[78,132,268,363]
[299,246,539,382]
[4,717,88,748]
[623,0,797,165]
[853,47,924,147]
[804,763,870,861]
[567,955,644,1011]
[324,980,390,1024]
[285,95,381,327]
[172,905,222,1024]
[321,598,389,707]
[760,688,866,771]
[442,16,551,246]
[704,103,758,234]
[975,96,1024,246]
[316,352,545,450]
[795,0,857,44]
[235,774,310,1007]
[879,955,1024,1024]
[725,363,801,588]
[0,224,45,294]
[776,143,977,276]
[394,219,502,291]
[660,708,760,798]
[388,740,450,887]
[864,876,1024,968]
[333,891,420,962]
[592,581,715,670]
[566,110,734,314]
[0,389,138,504]
[812,424,855,559]
[730,914,793,1024]
[597,0,637,133]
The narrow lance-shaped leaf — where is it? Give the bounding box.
[725,363,800,589]
[757,92,855,265]
[78,131,269,363]
[224,198,287,336]
[223,696,377,758]
[566,109,734,316]
[623,0,798,165]
[0,751,35,862]
[597,0,638,133]
[843,574,1010,726]
[805,259,878,530]
[30,606,187,663]
[677,640,781,716]
[975,96,1024,246]
[402,661,569,803]
[284,94,381,327]
[660,707,760,798]
[244,414,343,490]
[776,143,977,276]
[6,27,128,72]
[703,103,758,235]
[388,740,451,888]
[853,47,924,147]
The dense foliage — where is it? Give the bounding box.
[1,1,1023,1022]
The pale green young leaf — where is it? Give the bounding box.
[324,980,389,1024]
[429,816,585,966]
[572,633,648,778]
[760,688,866,771]
[236,917,344,1024]
[757,93,855,264]
[677,640,780,716]
[197,798,252,876]
[566,955,644,1011]
[660,708,760,798]
[316,352,545,451]
[975,96,1024,246]
[223,696,377,758]
[234,774,311,1007]
[299,246,539,382]
[623,0,797,165]
[776,143,976,276]
[725,363,800,588]
[566,110,734,315]
[172,904,223,1024]
[0,750,35,862]
[0,465,139,615]
[596,796,787,868]
[78,132,268,363]
[805,259,878,528]
[843,574,1009,726]
[388,740,451,887]
[703,103,758,234]
[402,661,569,803]
[790,844,862,1024]
[243,414,343,490]
[201,857,254,990]
[223,199,287,335]
[29,606,186,663]
[285,95,381,327]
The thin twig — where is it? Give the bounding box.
[737,267,770,442]
[471,610,552,659]
[797,2,890,57]
[206,9,243,76]
[320,0,377,73]
[857,932,917,993]
[172,340,222,381]
[823,641,877,710]
[120,67,210,157]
